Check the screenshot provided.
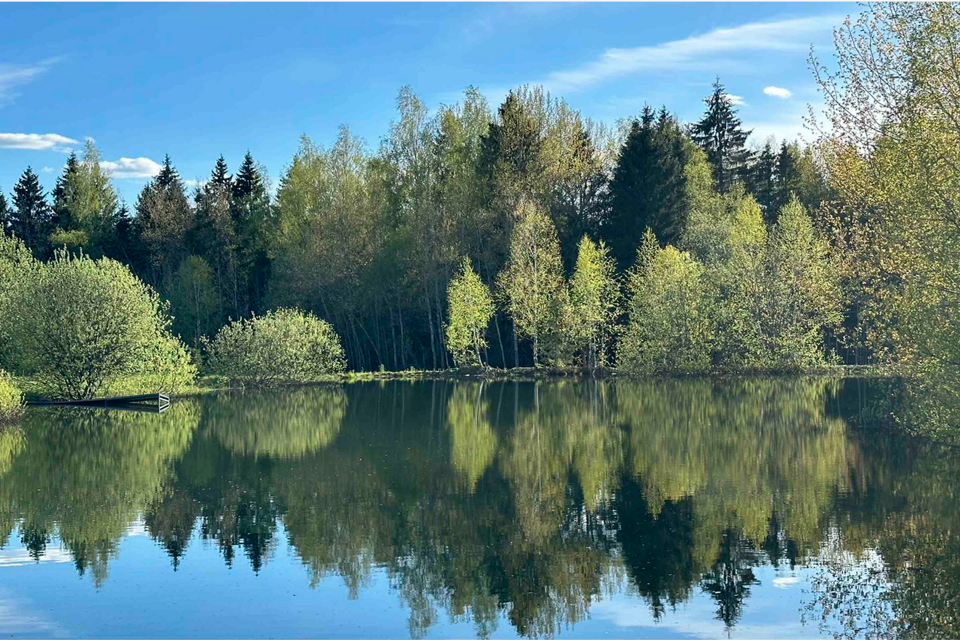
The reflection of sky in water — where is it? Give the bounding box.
[0,524,855,638]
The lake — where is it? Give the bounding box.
[0,378,956,638]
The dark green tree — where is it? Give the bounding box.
[691,78,753,194]
[10,167,53,257]
[0,190,9,232]
[603,106,692,269]
[231,151,273,315]
[51,152,81,230]
[134,155,194,290]
[748,140,778,222]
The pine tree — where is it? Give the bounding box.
[749,140,778,222]
[691,78,753,193]
[603,106,693,269]
[211,155,232,189]
[0,191,9,232]
[135,155,193,290]
[230,151,272,315]
[10,167,53,257]
[52,152,81,230]
[773,141,801,216]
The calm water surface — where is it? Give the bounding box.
[0,379,956,638]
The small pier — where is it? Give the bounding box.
[27,393,170,413]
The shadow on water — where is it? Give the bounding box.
[1,378,959,638]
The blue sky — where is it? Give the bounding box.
[1,2,855,205]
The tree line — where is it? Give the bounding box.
[0,78,832,372]
[2,3,955,385]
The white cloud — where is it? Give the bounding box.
[41,166,54,173]
[100,157,162,179]
[0,132,78,152]
[0,58,61,107]
[726,93,747,106]
[764,85,793,99]
[536,14,841,94]
[184,178,207,190]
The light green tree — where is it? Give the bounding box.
[618,230,715,374]
[445,257,495,367]
[567,236,620,370]
[496,200,567,367]
[763,197,842,369]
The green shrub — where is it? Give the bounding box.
[13,250,196,400]
[0,371,24,423]
[617,230,716,374]
[204,308,347,385]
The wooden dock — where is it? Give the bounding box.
[27,393,170,412]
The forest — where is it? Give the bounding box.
[0,4,958,400]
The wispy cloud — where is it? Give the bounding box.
[536,14,841,94]
[101,157,162,179]
[41,166,54,173]
[0,58,61,107]
[763,85,793,99]
[0,132,77,152]
[727,94,747,106]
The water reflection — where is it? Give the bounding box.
[0,379,958,638]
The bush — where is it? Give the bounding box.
[12,250,196,400]
[0,370,25,423]
[204,308,347,385]
[617,230,716,374]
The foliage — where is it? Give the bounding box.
[12,250,195,399]
[49,141,121,257]
[204,308,346,385]
[445,257,495,367]
[0,370,24,423]
[618,230,715,373]
[567,236,620,369]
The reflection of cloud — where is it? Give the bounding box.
[772,576,800,589]
[125,519,148,537]
[0,547,73,568]
[0,589,69,637]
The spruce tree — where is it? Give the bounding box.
[0,191,9,232]
[773,141,802,216]
[10,167,53,257]
[749,140,778,222]
[230,151,272,314]
[135,155,193,290]
[603,106,692,270]
[52,152,81,230]
[691,78,753,193]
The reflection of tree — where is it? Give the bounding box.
[699,530,760,630]
[447,382,497,491]
[10,379,957,640]
[806,429,960,640]
[0,402,198,585]
[202,387,347,459]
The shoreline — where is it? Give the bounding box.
[15,364,896,404]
